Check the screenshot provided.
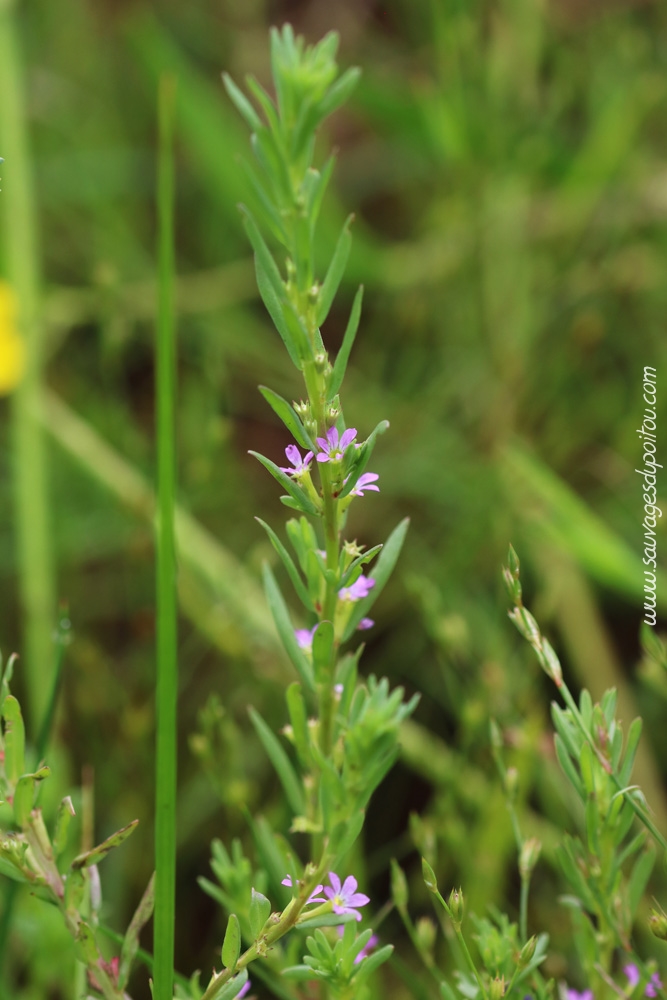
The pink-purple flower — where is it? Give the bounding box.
[294,626,318,652]
[566,991,593,1000]
[358,617,374,630]
[625,964,663,997]
[281,875,325,904]
[324,872,370,922]
[237,982,251,999]
[347,472,380,497]
[316,427,357,463]
[280,444,314,476]
[338,575,375,602]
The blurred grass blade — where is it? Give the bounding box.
[248,706,305,817]
[154,73,178,1000]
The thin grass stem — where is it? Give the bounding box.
[154,72,178,1000]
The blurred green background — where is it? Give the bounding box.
[1,0,666,997]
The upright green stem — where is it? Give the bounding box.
[154,73,178,1000]
[0,0,55,733]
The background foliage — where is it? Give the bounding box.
[0,0,666,997]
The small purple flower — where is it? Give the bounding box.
[626,967,642,990]
[337,925,379,963]
[316,426,357,463]
[281,875,325,904]
[646,975,663,998]
[347,472,380,497]
[625,965,663,997]
[237,982,251,999]
[294,626,318,652]
[324,872,370,922]
[280,444,314,476]
[358,617,375,631]
[566,991,593,1000]
[338,575,375,602]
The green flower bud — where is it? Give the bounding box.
[489,976,506,1000]
[416,916,437,955]
[422,857,438,893]
[448,887,464,924]
[649,909,667,940]
[518,935,537,968]
[390,859,409,910]
[519,838,542,879]
[505,767,519,802]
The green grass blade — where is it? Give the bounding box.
[154,73,178,1000]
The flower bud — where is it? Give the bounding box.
[416,916,437,955]
[489,977,506,1000]
[422,857,438,894]
[390,859,409,910]
[519,838,542,880]
[507,545,520,578]
[649,909,667,940]
[518,935,537,968]
[505,767,519,802]
[448,887,464,924]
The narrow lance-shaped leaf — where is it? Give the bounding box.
[316,214,354,327]
[207,968,249,1000]
[286,682,310,768]
[618,716,643,787]
[249,450,320,515]
[71,819,139,870]
[249,887,271,938]
[328,285,363,400]
[343,518,410,640]
[262,563,315,692]
[53,796,76,858]
[248,705,305,816]
[338,418,390,499]
[311,620,334,684]
[222,73,263,133]
[258,386,316,452]
[628,842,656,916]
[2,695,25,785]
[318,66,362,120]
[118,872,156,990]
[255,517,314,611]
[221,913,241,971]
[13,776,35,829]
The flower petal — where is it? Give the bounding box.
[328,872,342,895]
[340,427,357,450]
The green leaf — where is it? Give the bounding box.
[328,286,363,399]
[222,74,263,133]
[304,156,335,235]
[71,819,139,869]
[221,913,241,971]
[316,215,353,327]
[311,620,334,683]
[255,518,313,611]
[286,682,310,767]
[13,776,34,828]
[73,918,100,966]
[319,66,362,120]
[628,843,656,916]
[207,969,249,1000]
[53,796,76,858]
[619,717,643,786]
[118,872,156,990]
[337,419,389,499]
[342,518,410,640]
[249,887,271,939]
[352,943,394,983]
[258,386,316,452]
[248,705,305,816]
[262,563,315,693]
[249,451,320,515]
[2,695,25,785]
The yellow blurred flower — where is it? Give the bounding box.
[0,280,26,394]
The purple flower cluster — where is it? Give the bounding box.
[279,426,380,499]
[565,966,663,1000]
